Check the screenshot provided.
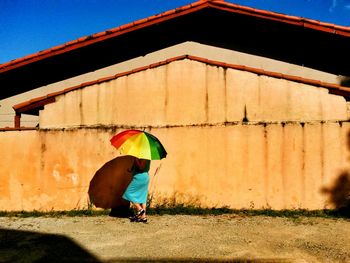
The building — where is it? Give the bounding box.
[1,0,350,211]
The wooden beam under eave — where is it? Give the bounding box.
[14,113,21,129]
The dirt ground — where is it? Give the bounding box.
[0,214,349,263]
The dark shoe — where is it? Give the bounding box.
[129,209,145,222]
[135,217,147,223]
[136,209,145,217]
[129,216,137,222]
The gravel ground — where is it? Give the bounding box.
[0,215,349,263]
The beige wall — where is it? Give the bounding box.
[0,129,114,211]
[0,122,349,211]
[40,59,347,129]
[1,42,343,128]
[1,58,349,211]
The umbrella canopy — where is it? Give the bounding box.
[110,130,167,160]
[88,155,134,209]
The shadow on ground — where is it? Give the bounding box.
[0,229,288,263]
[0,228,101,262]
[105,258,288,262]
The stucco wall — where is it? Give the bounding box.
[1,58,349,211]
[40,59,347,129]
[0,122,349,211]
[1,42,341,128]
[0,129,113,211]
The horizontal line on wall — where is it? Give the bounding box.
[0,121,38,122]
[37,119,350,131]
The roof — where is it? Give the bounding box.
[13,55,350,115]
[1,0,350,99]
[1,0,349,73]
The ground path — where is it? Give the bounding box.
[0,214,349,262]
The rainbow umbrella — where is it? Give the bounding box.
[110,130,167,160]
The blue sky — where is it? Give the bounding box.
[0,0,349,64]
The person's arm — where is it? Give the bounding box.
[135,159,149,171]
[127,158,136,173]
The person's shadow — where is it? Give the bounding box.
[322,171,350,217]
[322,130,350,217]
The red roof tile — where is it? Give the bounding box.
[13,55,350,115]
[1,0,349,74]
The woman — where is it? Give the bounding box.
[122,157,151,223]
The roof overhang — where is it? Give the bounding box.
[1,0,350,99]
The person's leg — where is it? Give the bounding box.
[129,202,145,222]
[133,203,147,223]
[140,203,146,219]
[133,202,143,215]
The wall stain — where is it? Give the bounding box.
[301,123,306,206]
[281,123,286,208]
[320,123,325,184]
[79,90,83,126]
[205,65,209,123]
[223,68,228,122]
[40,132,46,170]
[242,125,249,206]
[263,124,269,206]
[164,64,168,121]
[242,105,249,123]
[96,86,100,124]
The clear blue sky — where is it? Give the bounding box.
[1,0,349,64]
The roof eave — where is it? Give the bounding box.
[0,1,209,74]
[1,0,350,74]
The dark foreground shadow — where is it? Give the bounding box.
[105,258,289,263]
[0,228,101,263]
[0,229,289,263]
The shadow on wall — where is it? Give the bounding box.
[322,130,350,217]
[0,228,100,262]
[322,171,350,217]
